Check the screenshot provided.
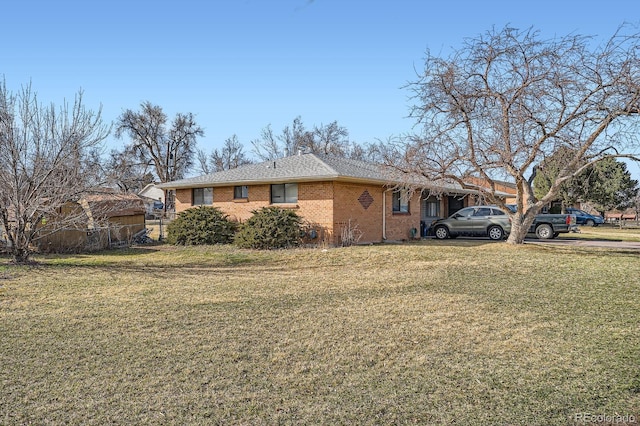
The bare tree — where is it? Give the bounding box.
[196,149,212,175]
[0,82,110,263]
[251,116,314,161]
[106,146,155,193]
[353,141,386,163]
[115,102,204,210]
[251,124,280,161]
[197,134,252,174]
[389,25,640,243]
[310,121,350,155]
[251,116,361,160]
[280,116,315,156]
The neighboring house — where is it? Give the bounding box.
[466,177,517,204]
[490,180,517,204]
[605,209,638,221]
[138,183,165,217]
[159,153,504,246]
[139,183,165,203]
[35,192,146,252]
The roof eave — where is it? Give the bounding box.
[159,177,499,196]
[159,175,342,189]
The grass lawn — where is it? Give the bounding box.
[1,242,639,425]
[558,224,640,242]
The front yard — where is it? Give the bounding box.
[565,224,640,242]
[1,242,638,424]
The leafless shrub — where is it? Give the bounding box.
[340,219,363,247]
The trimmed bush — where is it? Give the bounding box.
[166,206,236,245]
[234,207,302,249]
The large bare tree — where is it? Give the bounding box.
[105,146,155,193]
[251,116,363,160]
[389,25,640,243]
[251,116,313,161]
[310,120,350,156]
[197,134,252,174]
[0,82,110,263]
[115,102,204,210]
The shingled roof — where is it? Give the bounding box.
[157,153,493,195]
[158,154,383,189]
[157,154,509,196]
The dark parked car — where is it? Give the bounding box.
[566,208,604,227]
[505,205,577,239]
[431,206,511,240]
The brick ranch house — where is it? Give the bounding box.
[158,153,500,246]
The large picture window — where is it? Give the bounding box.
[392,190,410,213]
[193,187,213,205]
[271,183,298,204]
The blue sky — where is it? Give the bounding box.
[3,0,639,176]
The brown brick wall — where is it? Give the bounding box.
[212,185,271,222]
[175,188,193,212]
[175,183,336,244]
[384,191,422,241]
[175,182,424,245]
[297,182,334,244]
[333,183,384,245]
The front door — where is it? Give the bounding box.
[447,196,465,216]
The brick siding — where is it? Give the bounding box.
[383,190,422,241]
[175,182,429,246]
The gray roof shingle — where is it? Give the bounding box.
[157,153,487,195]
[158,154,397,189]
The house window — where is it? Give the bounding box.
[424,199,440,217]
[193,187,213,205]
[234,185,248,199]
[271,183,298,204]
[392,190,410,213]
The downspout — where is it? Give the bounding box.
[382,188,392,240]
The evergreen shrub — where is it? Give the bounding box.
[234,207,302,249]
[166,206,236,245]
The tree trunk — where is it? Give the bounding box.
[505,211,537,244]
[506,220,528,244]
[11,247,31,265]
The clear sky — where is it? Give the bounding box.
[3,0,639,175]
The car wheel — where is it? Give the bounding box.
[434,226,450,239]
[585,219,595,227]
[535,224,554,239]
[487,225,504,240]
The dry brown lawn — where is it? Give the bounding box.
[1,241,639,425]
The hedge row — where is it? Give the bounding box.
[166,206,302,249]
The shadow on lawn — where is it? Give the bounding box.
[4,244,275,273]
[411,237,505,247]
[0,246,161,269]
